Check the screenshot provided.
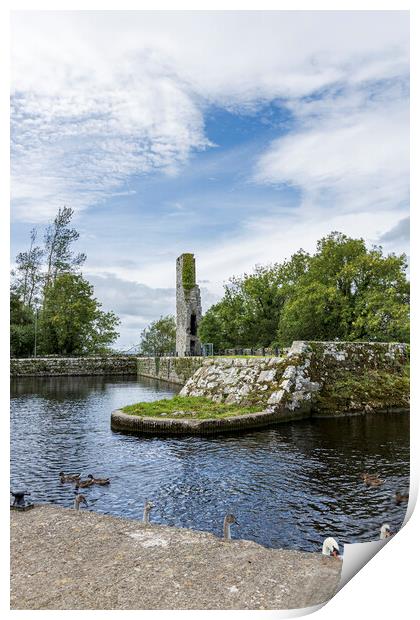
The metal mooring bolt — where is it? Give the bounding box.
[10,490,34,511]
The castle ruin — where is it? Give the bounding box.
[176,253,202,357]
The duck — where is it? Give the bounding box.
[394,491,409,505]
[360,473,384,487]
[87,474,110,485]
[379,523,393,539]
[143,499,154,524]
[73,489,88,511]
[75,478,94,489]
[223,513,238,540]
[59,471,81,484]
[322,537,340,558]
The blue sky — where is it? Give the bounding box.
[10,11,410,348]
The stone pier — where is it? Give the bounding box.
[11,505,341,610]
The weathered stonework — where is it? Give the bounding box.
[111,406,309,435]
[179,341,409,417]
[137,356,205,385]
[176,253,202,357]
[11,355,204,384]
[10,356,138,377]
[112,342,409,435]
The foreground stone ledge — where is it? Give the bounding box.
[111,407,310,435]
[11,505,341,610]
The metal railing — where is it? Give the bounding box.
[12,346,286,359]
[136,346,285,358]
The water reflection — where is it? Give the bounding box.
[11,376,409,552]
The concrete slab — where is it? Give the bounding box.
[10,505,341,610]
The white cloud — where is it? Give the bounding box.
[87,271,218,349]
[11,63,208,221]
[10,11,410,344]
[252,76,409,270]
[11,11,409,222]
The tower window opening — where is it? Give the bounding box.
[190,314,197,336]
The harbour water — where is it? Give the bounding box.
[10,375,410,552]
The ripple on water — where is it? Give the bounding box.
[10,375,410,552]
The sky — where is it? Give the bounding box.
[10,10,410,349]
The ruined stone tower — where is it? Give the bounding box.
[176,253,202,357]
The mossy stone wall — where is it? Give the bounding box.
[137,356,205,385]
[179,341,409,416]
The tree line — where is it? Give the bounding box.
[13,225,409,357]
[197,232,410,350]
[11,207,120,356]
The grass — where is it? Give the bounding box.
[121,395,262,420]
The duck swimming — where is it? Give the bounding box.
[59,471,81,483]
[394,491,409,505]
[75,478,94,489]
[322,537,340,558]
[360,473,384,487]
[223,514,238,540]
[87,474,110,485]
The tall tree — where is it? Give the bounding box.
[39,273,120,355]
[13,228,44,308]
[11,207,121,356]
[198,250,310,349]
[277,232,409,344]
[44,206,86,288]
[199,232,409,349]
[139,316,176,356]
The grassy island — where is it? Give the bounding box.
[115,343,409,435]
[121,395,261,420]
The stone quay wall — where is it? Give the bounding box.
[10,355,204,383]
[10,356,138,377]
[136,356,205,385]
[179,341,409,417]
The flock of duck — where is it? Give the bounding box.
[59,469,409,559]
[318,471,409,559]
[59,471,110,510]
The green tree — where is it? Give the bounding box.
[139,315,176,356]
[199,232,409,349]
[13,228,44,308]
[39,273,120,354]
[44,206,86,288]
[11,207,121,356]
[198,302,235,351]
[10,292,35,357]
[277,232,409,344]
[198,251,310,349]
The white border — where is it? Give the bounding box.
[1,3,418,619]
